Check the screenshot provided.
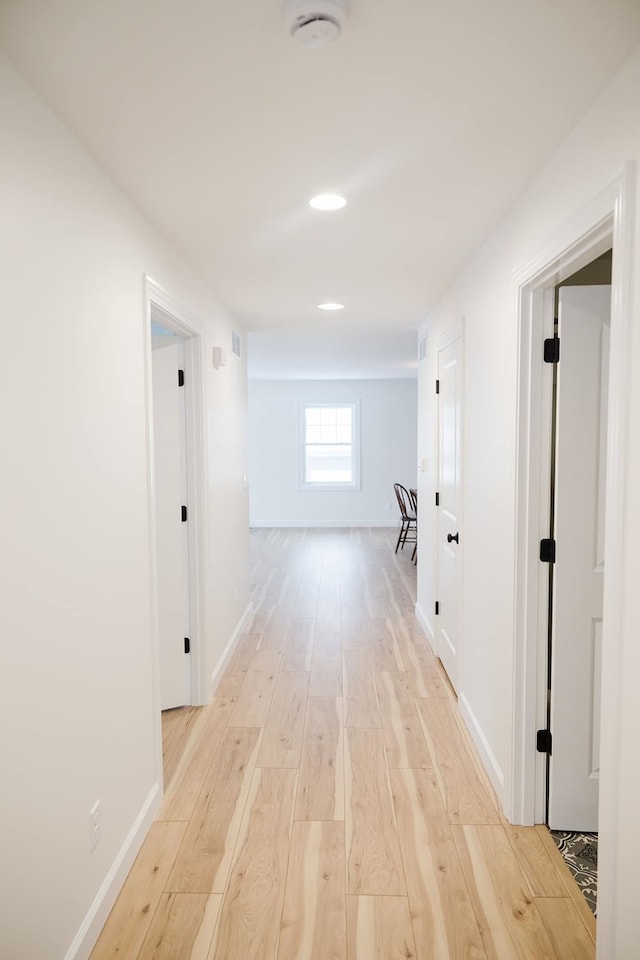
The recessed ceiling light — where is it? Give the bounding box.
[309,193,347,211]
[318,302,344,311]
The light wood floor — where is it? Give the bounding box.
[162,705,203,789]
[90,527,596,960]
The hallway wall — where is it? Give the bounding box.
[0,56,250,960]
[248,379,417,527]
[416,43,640,959]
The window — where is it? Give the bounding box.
[299,402,360,490]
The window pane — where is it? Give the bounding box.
[320,424,338,443]
[336,424,351,443]
[305,444,353,483]
[306,424,322,443]
[306,408,321,426]
[336,407,352,426]
[320,407,336,426]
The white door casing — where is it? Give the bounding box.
[436,324,463,692]
[151,339,191,710]
[548,284,611,831]
[510,171,633,960]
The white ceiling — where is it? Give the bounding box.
[2,0,640,379]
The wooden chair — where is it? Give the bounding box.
[393,483,417,558]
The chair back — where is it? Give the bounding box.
[393,483,415,520]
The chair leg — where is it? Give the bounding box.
[403,520,415,550]
[400,520,411,549]
[395,520,407,553]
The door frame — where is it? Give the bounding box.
[143,276,209,783]
[435,319,465,687]
[511,164,634,944]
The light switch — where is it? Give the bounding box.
[212,346,227,368]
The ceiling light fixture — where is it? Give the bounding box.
[309,193,347,211]
[318,302,344,311]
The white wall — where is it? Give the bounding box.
[417,45,640,958]
[0,56,250,960]
[248,379,417,527]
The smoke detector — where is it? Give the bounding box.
[283,0,348,47]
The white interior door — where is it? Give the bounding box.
[152,337,191,710]
[436,325,463,692]
[548,284,611,830]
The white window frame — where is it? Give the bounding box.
[298,401,361,491]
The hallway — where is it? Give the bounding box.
[90,528,595,959]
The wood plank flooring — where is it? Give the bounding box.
[91,527,595,960]
[161,705,203,789]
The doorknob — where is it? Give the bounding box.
[447,532,459,544]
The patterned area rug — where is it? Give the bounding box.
[550,831,598,915]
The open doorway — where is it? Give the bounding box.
[518,244,614,918]
[150,317,203,789]
[542,253,612,915]
[144,278,209,792]
[512,168,633,947]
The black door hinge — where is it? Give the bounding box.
[435,601,440,616]
[544,338,560,363]
[181,505,188,522]
[178,369,185,387]
[536,729,552,754]
[184,637,190,654]
[435,379,440,394]
[539,538,556,563]
[435,491,440,507]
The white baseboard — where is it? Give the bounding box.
[210,601,254,692]
[458,691,505,797]
[414,601,434,645]
[65,782,162,960]
[249,521,397,528]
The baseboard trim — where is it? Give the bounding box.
[249,521,397,528]
[414,601,434,645]
[210,601,254,692]
[458,691,505,796]
[65,782,162,960]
